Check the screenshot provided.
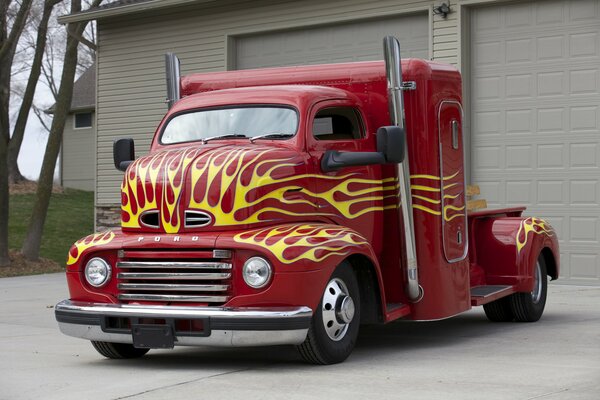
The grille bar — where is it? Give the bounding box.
[117,272,231,280]
[118,283,229,292]
[118,294,229,303]
[117,261,231,270]
[117,253,232,304]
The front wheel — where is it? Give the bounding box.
[297,262,360,364]
[510,254,548,322]
[91,341,150,359]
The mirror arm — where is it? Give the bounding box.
[118,160,134,172]
[321,150,386,172]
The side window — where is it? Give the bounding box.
[74,112,93,129]
[313,107,363,141]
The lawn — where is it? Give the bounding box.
[8,188,94,267]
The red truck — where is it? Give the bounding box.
[55,37,559,364]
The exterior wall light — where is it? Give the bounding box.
[433,2,451,18]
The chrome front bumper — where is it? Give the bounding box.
[55,300,312,347]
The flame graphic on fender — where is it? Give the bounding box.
[121,148,201,233]
[409,171,465,221]
[233,224,368,264]
[516,217,554,254]
[187,148,399,226]
[66,231,115,266]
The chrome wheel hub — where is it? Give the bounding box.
[321,278,354,341]
[532,260,542,304]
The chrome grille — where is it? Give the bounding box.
[116,259,232,303]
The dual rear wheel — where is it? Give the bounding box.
[483,254,548,322]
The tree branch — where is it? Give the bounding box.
[0,0,33,62]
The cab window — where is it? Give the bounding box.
[312,107,363,141]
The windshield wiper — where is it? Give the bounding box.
[201,134,247,144]
[249,133,294,143]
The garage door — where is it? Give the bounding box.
[471,0,600,283]
[235,13,428,69]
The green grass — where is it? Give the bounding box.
[9,189,94,265]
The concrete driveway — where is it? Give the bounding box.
[1,273,598,400]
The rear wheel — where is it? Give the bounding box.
[483,296,514,322]
[91,341,149,359]
[510,254,548,322]
[297,263,360,365]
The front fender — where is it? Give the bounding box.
[217,223,382,310]
[471,217,559,292]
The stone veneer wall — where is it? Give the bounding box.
[96,205,121,231]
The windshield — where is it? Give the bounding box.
[161,106,298,144]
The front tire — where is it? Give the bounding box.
[510,254,548,322]
[297,262,360,364]
[91,341,150,359]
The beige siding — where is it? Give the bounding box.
[432,5,459,64]
[62,113,95,191]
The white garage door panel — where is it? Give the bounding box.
[236,13,428,69]
[471,0,600,283]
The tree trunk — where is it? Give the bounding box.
[21,0,104,260]
[0,0,9,266]
[0,114,8,267]
[6,0,60,185]
[0,0,34,266]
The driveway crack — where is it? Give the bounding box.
[112,367,253,399]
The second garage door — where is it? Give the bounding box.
[470,0,600,283]
[235,13,428,69]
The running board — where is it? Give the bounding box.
[385,302,411,321]
[470,285,516,306]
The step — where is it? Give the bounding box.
[470,285,516,306]
[385,303,411,321]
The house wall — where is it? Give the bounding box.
[62,112,95,191]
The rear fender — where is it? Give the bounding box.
[471,217,559,292]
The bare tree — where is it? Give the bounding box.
[7,0,61,184]
[0,0,34,267]
[35,1,97,134]
[22,0,102,261]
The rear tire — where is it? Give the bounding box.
[297,262,360,365]
[510,254,548,322]
[91,341,149,359]
[483,296,514,322]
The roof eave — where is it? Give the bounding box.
[57,0,214,24]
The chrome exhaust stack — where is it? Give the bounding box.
[165,52,181,109]
[383,36,422,303]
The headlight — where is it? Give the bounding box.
[84,257,112,287]
[242,257,272,289]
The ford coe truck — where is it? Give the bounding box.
[55,37,559,364]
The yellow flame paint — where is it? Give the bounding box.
[66,231,115,266]
[516,217,554,253]
[233,224,368,264]
[121,148,202,232]
[122,147,400,232]
[188,148,399,226]
[409,170,466,221]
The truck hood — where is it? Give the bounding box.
[120,144,314,233]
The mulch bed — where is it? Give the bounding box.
[0,250,63,278]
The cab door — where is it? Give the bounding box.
[306,100,383,242]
